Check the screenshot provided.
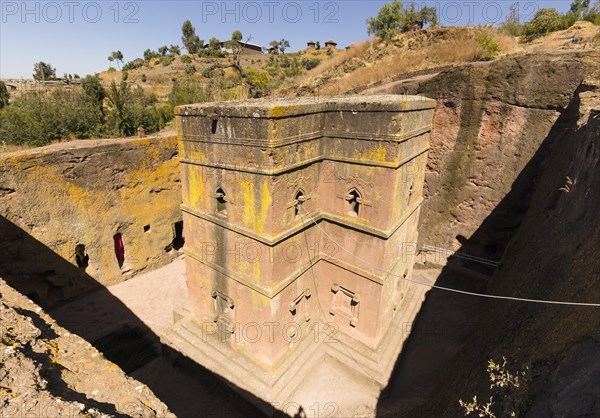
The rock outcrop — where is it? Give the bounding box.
[374,50,600,261]
[0,134,182,308]
[384,78,600,417]
[0,278,174,417]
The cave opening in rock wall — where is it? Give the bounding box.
[75,244,89,269]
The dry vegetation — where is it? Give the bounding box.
[280,26,517,96]
[522,20,600,51]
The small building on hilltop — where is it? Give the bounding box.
[325,40,338,49]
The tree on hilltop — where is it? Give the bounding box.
[158,45,169,56]
[269,39,290,54]
[367,1,438,41]
[232,30,243,43]
[182,20,202,54]
[522,8,563,40]
[108,51,124,69]
[33,61,56,81]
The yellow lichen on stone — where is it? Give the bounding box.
[240,178,256,230]
[268,105,301,119]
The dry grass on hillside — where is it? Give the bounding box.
[523,20,600,52]
[281,26,517,96]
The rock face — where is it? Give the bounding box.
[390,79,600,417]
[376,50,600,260]
[0,134,182,308]
[0,278,174,417]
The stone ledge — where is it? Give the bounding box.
[177,95,436,118]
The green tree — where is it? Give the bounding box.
[367,1,437,40]
[80,74,106,127]
[158,45,169,56]
[232,30,243,42]
[278,39,290,53]
[169,44,181,55]
[570,0,591,16]
[109,51,124,69]
[105,81,131,135]
[0,81,10,108]
[0,89,104,146]
[182,20,202,54]
[208,37,221,51]
[169,78,211,108]
[523,8,563,40]
[33,61,56,81]
[80,74,105,108]
[475,35,501,61]
[366,0,404,40]
[143,49,157,62]
[245,68,271,90]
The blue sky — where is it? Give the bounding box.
[1,1,573,78]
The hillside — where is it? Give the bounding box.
[280,22,600,97]
[96,45,345,103]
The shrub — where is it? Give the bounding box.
[300,58,322,70]
[180,55,192,64]
[140,74,147,82]
[245,68,272,90]
[105,82,164,137]
[121,70,129,81]
[560,11,579,28]
[475,35,500,61]
[122,58,144,71]
[583,9,600,25]
[185,64,197,75]
[0,80,166,147]
[0,89,104,146]
[159,55,175,66]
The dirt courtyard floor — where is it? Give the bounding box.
[50,257,482,417]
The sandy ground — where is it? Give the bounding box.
[50,257,264,418]
[49,257,482,417]
[51,255,188,340]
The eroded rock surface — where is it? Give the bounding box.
[0,134,182,308]
[0,279,174,417]
[376,51,600,260]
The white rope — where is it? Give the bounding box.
[300,206,600,307]
[421,244,500,267]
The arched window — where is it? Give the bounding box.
[346,189,362,217]
[216,187,227,215]
[294,190,305,219]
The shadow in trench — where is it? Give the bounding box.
[0,215,270,417]
[375,79,581,417]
